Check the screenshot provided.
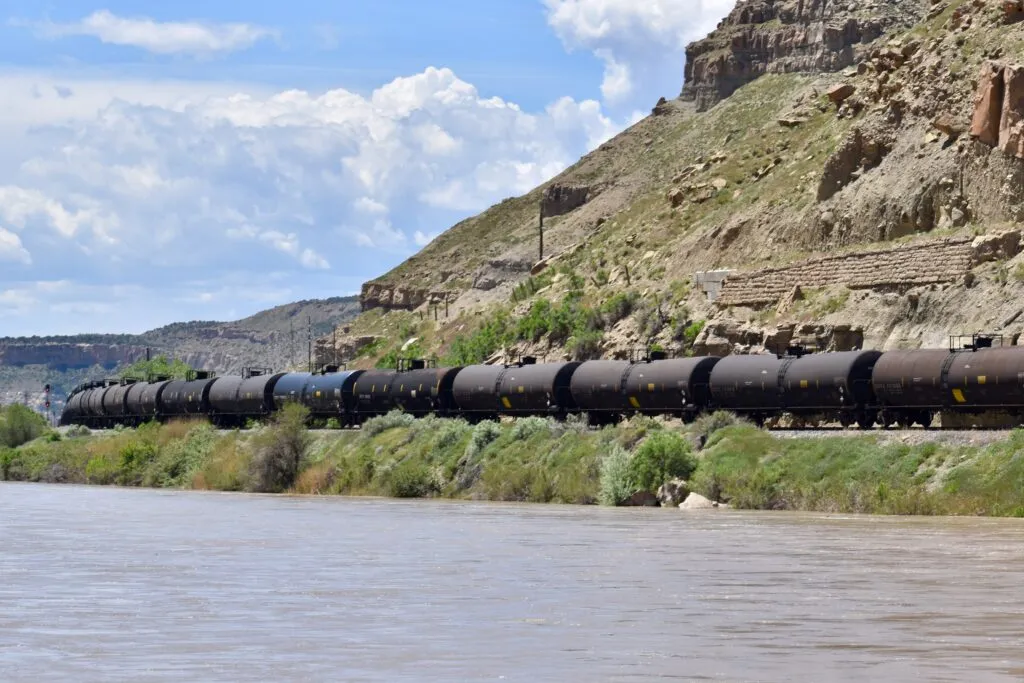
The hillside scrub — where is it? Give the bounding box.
[248,403,312,493]
[442,289,702,365]
[8,415,1024,516]
[120,355,193,380]
[0,404,51,448]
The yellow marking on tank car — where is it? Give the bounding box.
[978,376,987,385]
[952,388,967,404]
[629,397,640,409]
[518,386,524,393]
[647,383,655,392]
[800,380,808,389]
[501,396,512,409]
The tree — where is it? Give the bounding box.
[120,355,193,380]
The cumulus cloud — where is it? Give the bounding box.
[29,10,275,56]
[0,228,31,264]
[0,66,622,333]
[413,230,439,247]
[543,0,734,104]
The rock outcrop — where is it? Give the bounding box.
[971,61,1005,146]
[541,184,589,218]
[681,0,922,111]
[970,60,1024,159]
[693,321,865,356]
[657,479,691,507]
[360,282,450,312]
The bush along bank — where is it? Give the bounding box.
[5,407,1024,516]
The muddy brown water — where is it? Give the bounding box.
[2,482,1024,682]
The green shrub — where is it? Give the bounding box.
[118,441,159,486]
[362,411,416,437]
[248,403,311,493]
[677,320,706,347]
[120,355,193,380]
[692,411,743,447]
[599,444,633,506]
[434,419,472,451]
[509,417,551,441]
[566,329,604,360]
[629,431,697,493]
[148,423,218,487]
[0,404,49,448]
[466,421,502,461]
[388,460,435,498]
[325,417,342,430]
[599,291,638,327]
[66,424,91,438]
[556,413,590,436]
[85,452,120,485]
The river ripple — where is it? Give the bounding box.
[2,482,1024,682]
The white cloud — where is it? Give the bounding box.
[543,0,734,105]
[413,230,439,247]
[354,197,389,215]
[0,186,119,241]
[0,227,31,264]
[0,66,623,333]
[31,10,276,56]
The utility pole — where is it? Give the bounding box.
[333,325,338,367]
[307,315,312,373]
[290,320,295,367]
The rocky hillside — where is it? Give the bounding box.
[310,1,1024,367]
[0,296,360,411]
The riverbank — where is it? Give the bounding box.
[3,411,1024,516]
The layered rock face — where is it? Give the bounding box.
[360,282,450,312]
[970,61,1024,158]
[0,343,149,370]
[682,0,923,111]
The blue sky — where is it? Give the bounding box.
[0,0,733,335]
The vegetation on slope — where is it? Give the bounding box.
[0,404,50,449]
[120,355,194,380]
[6,413,1024,517]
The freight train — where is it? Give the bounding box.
[59,336,1024,430]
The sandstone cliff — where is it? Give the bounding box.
[681,0,923,112]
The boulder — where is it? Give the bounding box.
[827,83,856,105]
[626,490,661,507]
[657,479,690,507]
[1002,0,1024,24]
[667,188,686,207]
[970,61,1005,147]
[972,230,1022,264]
[931,113,965,138]
[999,64,1024,158]
[679,492,716,510]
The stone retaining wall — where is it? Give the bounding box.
[717,237,975,307]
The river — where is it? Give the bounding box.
[2,483,1024,682]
